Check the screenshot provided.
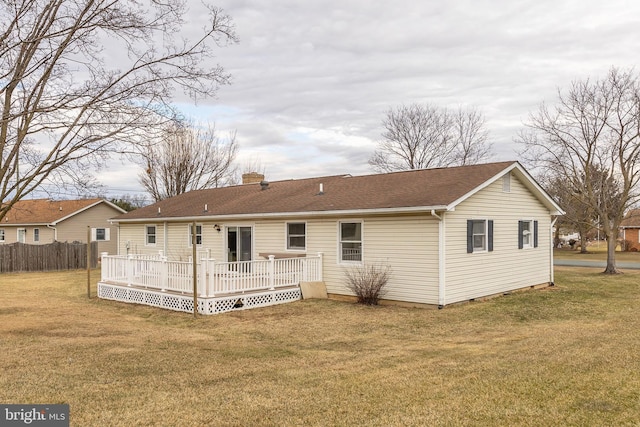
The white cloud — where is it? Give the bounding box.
[98,0,640,198]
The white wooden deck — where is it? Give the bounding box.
[98,253,323,315]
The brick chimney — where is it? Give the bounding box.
[242,172,265,184]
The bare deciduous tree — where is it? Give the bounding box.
[139,120,238,202]
[518,67,640,274]
[368,103,492,172]
[542,173,595,253]
[0,0,237,221]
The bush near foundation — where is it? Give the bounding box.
[344,263,391,305]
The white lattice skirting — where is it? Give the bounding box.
[97,282,302,315]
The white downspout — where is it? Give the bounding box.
[431,210,446,308]
[163,222,168,256]
[550,217,558,285]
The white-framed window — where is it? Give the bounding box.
[286,222,306,250]
[519,220,538,249]
[91,228,110,241]
[467,219,494,253]
[339,221,362,262]
[0,228,5,242]
[145,225,157,246]
[187,224,203,247]
[33,228,40,242]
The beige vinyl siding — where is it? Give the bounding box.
[444,174,552,305]
[251,215,441,305]
[118,223,164,256]
[119,222,229,261]
[342,215,439,304]
[0,203,120,254]
[55,203,121,254]
[119,215,441,305]
[0,226,55,244]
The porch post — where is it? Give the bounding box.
[160,255,168,292]
[199,256,208,297]
[127,254,134,286]
[317,252,324,281]
[268,255,275,290]
[100,252,108,281]
[191,221,198,317]
[206,259,216,297]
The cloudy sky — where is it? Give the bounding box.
[100,0,640,202]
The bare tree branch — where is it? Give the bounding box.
[368,103,492,173]
[518,67,640,274]
[138,119,238,202]
[0,0,237,220]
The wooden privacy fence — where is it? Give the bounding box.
[0,241,98,273]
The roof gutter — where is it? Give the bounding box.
[431,210,446,308]
[112,205,452,224]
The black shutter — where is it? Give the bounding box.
[518,221,524,249]
[488,220,494,252]
[467,220,473,253]
[534,220,539,248]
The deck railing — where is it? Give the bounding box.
[100,253,323,297]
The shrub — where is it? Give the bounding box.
[344,263,391,305]
[620,239,633,252]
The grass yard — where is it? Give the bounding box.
[0,268,639,426]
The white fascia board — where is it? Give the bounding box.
[510,164,565,215]
[445,162,565,216]
[0,222,49,227]
[51,199,126,225]
[111,205,452,224]
[444,163,517,211]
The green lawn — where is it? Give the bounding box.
[0,268,639,426]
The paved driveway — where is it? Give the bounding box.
[554,259,640,269]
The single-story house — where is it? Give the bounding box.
[620,209,640,251]
[0,198,126,254]
[107,161,563,309]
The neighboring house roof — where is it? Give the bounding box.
[1,198,126,226]
[620,209,640,228]
[113,161,563,223]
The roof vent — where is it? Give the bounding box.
[59,206,63,211]
[260,180,269,190]
[318,183,324,195]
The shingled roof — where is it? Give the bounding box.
[621,209,640,228]
[114,161,561,222]
[1,198,120,225]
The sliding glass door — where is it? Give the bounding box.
[227,226,252,262]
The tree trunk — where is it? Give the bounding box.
[578,225,588,253]
[603,234,620,274]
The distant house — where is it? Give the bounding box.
[108,161,563,308]
[0,198,126,254]
[620,209,640,251]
